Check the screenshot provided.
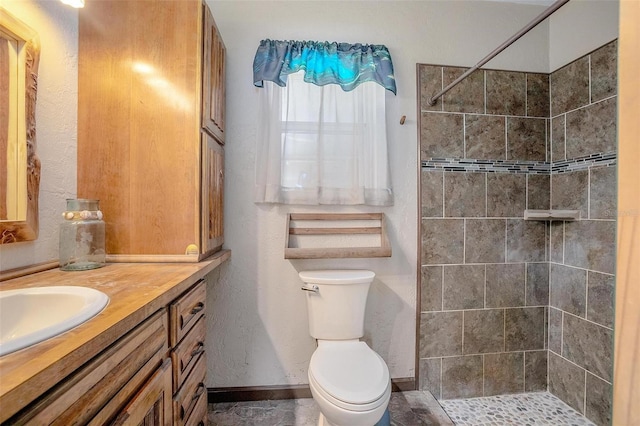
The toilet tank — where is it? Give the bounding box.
[299,270,375,340]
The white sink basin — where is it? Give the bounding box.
[0,286,109,357]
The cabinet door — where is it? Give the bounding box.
[201,132,224,255]
[111,358,173,426]
[202,3,225,143]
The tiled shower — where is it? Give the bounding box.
[418,40,617,426]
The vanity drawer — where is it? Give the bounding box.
[173,352,207,426]
[171,315,206,394]
[170,279,206,347]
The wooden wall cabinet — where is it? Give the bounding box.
[202,5,226,144]
[78,0,226,261]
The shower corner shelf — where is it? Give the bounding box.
[524,209,580,221]
[284,213,392,259]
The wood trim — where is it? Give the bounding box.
[285,213,392,259]
[613,2,640,425]
[208,378,415,404]
[0,8,40,244]
[105,248,230,264]
[390,377,416,392]
[289,213,383,221]
[289,227,381,235]
[208,384,312,403]
[0,260,58,281]
[414,63,423,392]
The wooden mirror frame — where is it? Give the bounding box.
[0,8,40,244]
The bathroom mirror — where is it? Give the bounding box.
[0,8,40,244]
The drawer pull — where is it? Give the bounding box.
[191,342,205,358]
[181,383,206,420]
[192,383,206,401]
[190,302,205,315]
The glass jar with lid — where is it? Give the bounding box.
[59,199,106,271]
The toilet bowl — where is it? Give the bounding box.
[308,340,391,426]
[299,270,391,426]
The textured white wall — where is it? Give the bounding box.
[549,0,619,71]
[0,0,78,271]
[205,0,551,388]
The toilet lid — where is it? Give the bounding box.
[309,341,390,405]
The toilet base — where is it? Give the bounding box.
[318,413,335,426]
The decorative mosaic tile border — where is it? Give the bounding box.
[421,158,550,174]
[551,152,616,174]
[421,152,616,175]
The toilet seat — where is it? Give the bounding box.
[309,341,390,412]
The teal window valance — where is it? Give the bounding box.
[253,39,397,95]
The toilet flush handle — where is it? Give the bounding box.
[301,284,319,293]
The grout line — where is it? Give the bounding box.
[441,266,445,311]
[441,67,445,112]
[546,261,615,277]
[523,351,527,392]
[525,74,529,117]
[482,354,486,396]
[463,114,467,158]
[585,270,590,321]
[423,93,618,118]
[563,113,567,160]
[504,221,508,264]
[439,358,443,399]
[588,55,592,104]
[484,173,488,217]
[583,369,588,414]
[503,308,506,352]
[441,172,445,218]
[561,222,565,264]
[524,263,528,306]
[546,94,617,119]
[504,116,508,160]
[484,70,487,115]
[525,174,529,210]
[587,169,591,219]
[463,219,467,264]
[436,349,550,359]
[563,308,614,332]
[484,265,487,309]
[462,311,465,354]
[422,305,550,313]
[560,311,564,357]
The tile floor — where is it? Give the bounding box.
[209,391,594,426]
[208,390,453,425]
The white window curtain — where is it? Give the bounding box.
[255,71,393,206]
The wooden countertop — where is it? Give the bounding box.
[0,250,230,422]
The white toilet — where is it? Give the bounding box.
[299,270,391,426]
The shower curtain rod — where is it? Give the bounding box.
[427,0,570,106]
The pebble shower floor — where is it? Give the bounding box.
[440,392,595,426]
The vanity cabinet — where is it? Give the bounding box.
[169,280,208,426]
[3,274,211,426]
[77,0,226,261]
[6,309,171,425]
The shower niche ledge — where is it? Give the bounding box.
[524,209,580,221]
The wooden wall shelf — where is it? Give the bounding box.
[284,213,392,259]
